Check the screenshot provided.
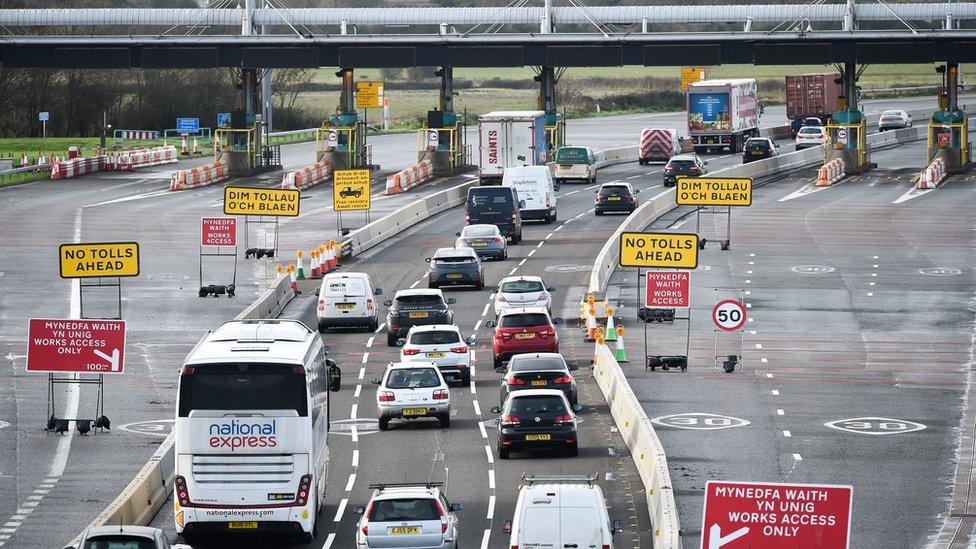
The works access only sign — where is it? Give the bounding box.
[201,217,237,246]
[701,481,852,549]
[646,271,690,308]
[27,318,126,374]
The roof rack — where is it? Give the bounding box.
[521,474,597,485]
[368,482,444,491]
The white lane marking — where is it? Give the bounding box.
[870,282,876,286]
[777,409,785,415]
[527,249,536,257]
[545,232,554,239]
[745,290,751,295]
[366,337,375,348]
[536,241,544,249]
[766,373,774,378]
[749,330,757,335]
[361,353,369,364]
[375,323,386,334]
[488,469,496,489]
[351,426,358,443]
[783,430,792,438]
[749,261,754,265]
[322,533,336,548]
[893,185,937,204]
[344,474,356,492]
[873,264,879,268]
[473,400,482,416]
[487,495,496,519]
[873,256,879,259]
[779,183,831,202]
[755,343,763,349]
[793,453,803,461]
[352,450,359,468]
[508,267,518,276]
[481,303,491,317]
[485,445,494,464]
[479,421,488,439]
[86,188,174,207]
[745,280,752,284]
[474,320,482,331]
[746,303,753,309]
[871,273,878,277]
[470,350,476,363]
[480,529,491,549]
[410,280,420,289]
[750,253,756,257]
[761,358,768,363]
[772,390,780,396]
[867,292,874,297]
[626,175,641,180]
[354,384,362,398]
[333,498,348,522]
[554,225,563,231]
[747,270,753,274]
[350,404,358,420]
[358,368,365,380]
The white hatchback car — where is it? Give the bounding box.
[795,126,827,150]
[400,325,475,384]
[354,483,462,549]
[492,276,555,316]
[373,362,451,430]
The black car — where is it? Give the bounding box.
[490,389,582,459]
[427,247,485,290]
[663,154,707,187]
[742,137,779,163]
[466,186,523,243]
[496,352,580,407]
[384,289,457,346]
[594,183,640,215]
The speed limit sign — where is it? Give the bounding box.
[712,299,747,332]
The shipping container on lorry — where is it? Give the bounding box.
[786,73,844,136]
[478,110,549,184]
[687,79,760,154]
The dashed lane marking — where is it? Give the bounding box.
[333,498,348,522]
[772,390,780,396]
[487,495,496,519]
[784,431,792,437]
[473,400,481,416]
[344,474,356,492]
[361,353,369,364]
[793,453,803,461]
[484,445,494,464]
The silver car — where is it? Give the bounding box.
[373,362,452,429]
[65,525,191,549]
[354,483,462,549]
[455,224,508,261]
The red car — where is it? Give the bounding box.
[486,307,563,369]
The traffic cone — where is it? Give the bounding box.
[296,249,305,280]
[288,263,298,292]
[192,137,200,155]
[310,249,319,278]
[276,263,284,279]
[605,307,617,342]
[20,154,28,167]
[584,306,598,341]
[592,333,605,365]
[614,326,629,363]
[180,133,189,156]
[326,240,338,271]
[334,240,343,265]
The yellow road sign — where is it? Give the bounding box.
[619,232,698,269]
[59,242,140,278]
[224,186,300,217]
[676,177,752,206]
[680,66,706,91]
[356,81,384,109]
[333,169,372,211]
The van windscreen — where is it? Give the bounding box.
[178,363,308,417]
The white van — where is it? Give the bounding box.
[505,475,621,549]
[502,165,557,224]
[317,272,382,332]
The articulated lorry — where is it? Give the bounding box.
[478,110,549,184]
[687,79,760,153]
[786,73,844,136]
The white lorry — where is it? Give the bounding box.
[687,79,760,153]
[478,110,549,184]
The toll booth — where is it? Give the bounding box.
[215,127,257,176]
[545,112,565,152]
[825,110,874,175]
[927,110,971,173]
[417,109,469,175]
[316,120,367,170]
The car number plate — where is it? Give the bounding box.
[426,352,446,358]
[607,196,621,201]
[531,380,547,386]
[525,434,551,441]
[409,311,429,318]
[471,241,487,247]
[389,526,422,535]
[515,333,536,339]
[229,522,259,530]
[336,303,354,310]
[447,273,463,279]
[402,407,427,416]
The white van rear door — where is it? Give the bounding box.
[506,175,545,211]
[519,506,558,548]
[323,276,370,318]
[559,506,605,548]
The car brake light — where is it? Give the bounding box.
[366,299,374,311]
[175,475,190,506]
[433,389,449,400]
[292,366,305,375]
[465,212,470,223]
[317,299,325,312]
[554,413,574,424]
[378,391,395,402]
[492,237,504,244]
[689,167,701,174]
[539,328,554,338]
[511,213,517,221]
[500,332,512,340]
[552,375,573,384]
[435,499,449,533]
[664,166,674,173]
[362,501,374,535]
[450,346,468,354]
[296,474,313,506]
[505,375,526,386]
[501,414,522,425]
[498,293,508,302]
[180,366,194,376]
[402,347,421,356]
[539,291,549,301]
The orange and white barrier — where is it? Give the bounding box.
[282,160,333,190]
[918,157,947,189]
[385,159,432,195]
[51,155,108,180]
[111,146,178,171]
[169,161,227,191]
[816,158,845,187]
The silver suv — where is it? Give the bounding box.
[354,482,462,549]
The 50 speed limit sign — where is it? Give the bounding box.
[712,299,747,332]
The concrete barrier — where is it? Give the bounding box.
[282,160,332,190]
[385,159,433,195]
[592,344,681,548]
[169,161,227,191]
[234,271,295,320]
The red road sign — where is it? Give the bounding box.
[201,217,237,246]
[712,299,747,332]
[27,318,126,374]
[645,271,691,308]
[701,481,852,549]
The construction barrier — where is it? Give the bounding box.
[169,161,227,191]
[918,157,947,189]
[111,146,178,171]
[593,344,682,548]
[385,159,433,195]
[50,155,107,180]
[117,130,159,141]
[282,160,333,190]
[816,158,845,187]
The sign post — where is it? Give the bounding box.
[676,177,753,250]
[333,169,372,234]
[39,111,49,138]
[701,481,853,549]
[199,217,238,297]
[224,186,300,265]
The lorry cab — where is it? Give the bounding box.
[501,165,557,224]
[505,475,621,549]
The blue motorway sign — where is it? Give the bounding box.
[217,112,231,129]
[176,117,200,134]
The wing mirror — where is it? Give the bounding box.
[455,232,461,237]
[519,200,526,208]
[635,189,641,193]
[568,363,580,371]
[572,404,583,413]
[396,340,405,348]
[494,366,506,374]
[447,297,457,305]
[485,320,496,328]
[546,286,556,292]
[450,503,463,512]
[612,519,623,535]
[383,299,393,307]
[374,288,383,296]
[314,287,320,296]
[502,520,513,533]
[353,506,366,514]
[328,363,341,392]
[370,377,381,385]
[465,335,476,345]
[552,317,564,325]
[425,257,432,263]
[489,406,502,414]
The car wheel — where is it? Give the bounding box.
[317,319,328,334]
[428,283,437,289]
[387,332,397,347]
[498,445,510,460]
[439,413,451,428]
[368,318,379,332]
[552,210,557,222]
[502,250,508,260]
[493,355,503,369]
[516,231,523,244]
[475,280,484,291]
[566,442,579,457]
[595,210,602,216]
[462,372,471,385]
[378,416,389,431]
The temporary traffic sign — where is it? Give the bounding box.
[711,299,747,332]
[619,232,698,269]
[224,186,300,217]
[677,177,753,207]
[356,81,384,109]
[27,318,126,374]
[176,117,200,134]
[59,242,140,279]
[38,111,49,121]
[836,128,848,145]
[216,112,231,129]
[427,130,439,148]
[701,480,852,549]
[680,66,706,91]
[201,217,237,246]
[645,271,690,308]
[333,169,371,212]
